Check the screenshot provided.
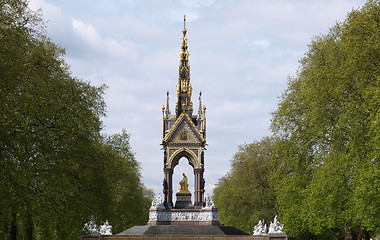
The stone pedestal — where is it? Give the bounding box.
[252,236,267,240]
[267,233,288,240]
[175,192,192,209]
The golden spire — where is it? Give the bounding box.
[176,15,192,118]
[180,15,189,62]
[179,14,189,79]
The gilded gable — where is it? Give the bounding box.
[169,122,199,144]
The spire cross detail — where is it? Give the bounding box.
[183,15,187,37]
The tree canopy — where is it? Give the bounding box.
[213,137,277,234]
[0,1,152,239]
[213,1,379,239]
[270,0,379,238]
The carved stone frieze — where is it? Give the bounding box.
[149,209,218,222]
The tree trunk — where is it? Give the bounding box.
[8,214,17,240]
[345,225,352,240]
[24,216,33,240]
[358,227,371,240]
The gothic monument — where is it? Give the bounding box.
[147,15,219,225]
[80,15,288,240]
[116,16,248,237]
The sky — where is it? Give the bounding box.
[29,0,367,198]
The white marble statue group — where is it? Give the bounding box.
[150,192,165,209]
[149,193,218,222]
[83,217,112,236]
[150,193,216,209]
[204,194,216,209]
[253,215,284,235]
[253,219,267,235]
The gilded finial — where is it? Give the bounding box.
[183,15,187,37]
[180,15,189,62]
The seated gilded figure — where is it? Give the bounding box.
[178,173,190,193]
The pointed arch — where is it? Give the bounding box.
[168,147,200,169]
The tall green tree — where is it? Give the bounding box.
[213,137,277,234]
[270,1,379,239]
[0,1,152,239]
[101,130,154,234]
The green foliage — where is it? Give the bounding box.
[0,1,152,239]
[101,130,154,233]
[213,137,277,234]
[270,0,380,238]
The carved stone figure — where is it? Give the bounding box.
[158,193,163,204]
[99,220,112,235]
[149,209,218,222]
[253,220,267,235]
[164,150,167,164]
[201,178,205,190]
[151,193,164,209]
[204,194,215,209]
[268,215,284,234]
[163,179,168,191]
[83,216,99,234]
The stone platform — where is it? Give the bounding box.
[117,225,248,237]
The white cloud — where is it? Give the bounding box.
[29,0,62,19]
[72,18,139,60]
[251,39,271,50]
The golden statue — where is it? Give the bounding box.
[178,173,190,193]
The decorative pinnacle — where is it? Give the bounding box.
[166,91,171,114]
[180,14,189,63]
[198,91,203,114]
[183,15,187,37]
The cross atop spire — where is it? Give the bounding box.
[183,15,187,37]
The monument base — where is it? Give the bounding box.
[174,191,192,209]
[147,207,220,226]
[117,225,248,237]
